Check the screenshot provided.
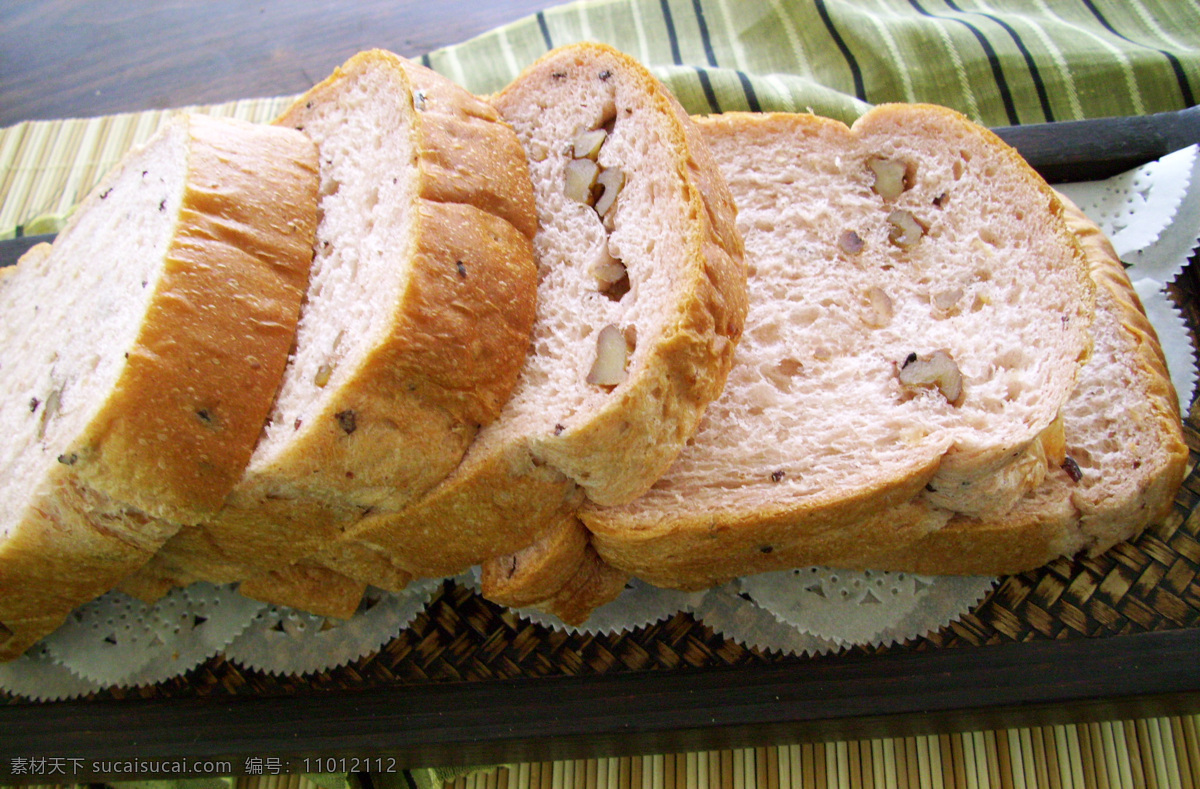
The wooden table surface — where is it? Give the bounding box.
[0,0,554,126]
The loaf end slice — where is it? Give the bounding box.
[481,514,630,626]
[0,114,318,659]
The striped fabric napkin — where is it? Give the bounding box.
[2,0,1198,240]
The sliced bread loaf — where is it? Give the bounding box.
[309,42,748,580]
[858,196,1189,574]
[583,107,1096,590]
[123,50,539,604]
[0,113,318,659]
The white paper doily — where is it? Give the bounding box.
[462,569,707,636]
[223,577,443,676]
[691,584,842,657]
[0,644,106,702]
[40,583,265,687]
[738,568,996,648]
[1057,145,1196,263]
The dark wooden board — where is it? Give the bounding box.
[1,628,1198,779]
[0,0,552,126]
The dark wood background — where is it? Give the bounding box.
[0,0,553,126]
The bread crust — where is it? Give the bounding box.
[238,562,367,620]
[0,115,318,659]
[329,43,747,579]
[73,114,319,521]
[587,475,950,590]
[481,511,592,607]
[125,50,539,594]
[480,513,629,625]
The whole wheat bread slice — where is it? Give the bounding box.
[0,114,318,659]
[309,42,748,581]
[122,50,539,611]
[582,107,1096,590]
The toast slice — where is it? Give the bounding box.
[122,50,539,608]
[309,43,748,581]
[0,114,318,659]
[858,196,1189,574]
[583,107,1096,590]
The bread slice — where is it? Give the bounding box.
[122,50,539,604]
[0,113,319,659]
[583,107,1096,590]
[857,196,1189,574]
[310,42,748,580]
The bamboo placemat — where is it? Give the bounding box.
[427,714,1200,789]
[6,713,1199,788]
[0,96,295,239]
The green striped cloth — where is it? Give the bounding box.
[429,0,1199,124]
[2,0,1198,240]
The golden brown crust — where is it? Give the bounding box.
[589,483,950,590]
[74,114,319,522]
[238,562,367,620]
[855,477,1083,575]
[311,540,413,593]
[535,544,630,626]
[481,513,629,625]
[0,116,319,659]
[350,442,586,578]
[402,59,538,239]
[480,512,592,608]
